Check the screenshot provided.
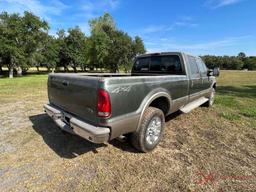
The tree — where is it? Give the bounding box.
[89,13,116,32]
[222,56,231,69]
[105,29,134,72]
[201,55,221,69]
[88,13,146,72]
[238,52,246,60]
[56,29,70,72]
[132,36,146,56]
[0,54,3,75]
[88,13,115,71]
[86,30,110,71]
[245,57,256,70]
[0,11,48,78]
[31,51,45,73]
[41,36,60,72]
[0,12,25,78]
[230,56,244,70]
[201,54,245,70]
[20,12,49,74]
[63,27,87,72]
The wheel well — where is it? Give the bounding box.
[149,96,170,115]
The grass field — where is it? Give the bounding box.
[0,71,256,191]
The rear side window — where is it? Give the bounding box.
[150,55,183,74]
[187,56,200,78]
[133,57,150,72]
[133,55,183,75]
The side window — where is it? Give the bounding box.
[150,55,183,74]
[196,58,207,76]
[133,57,150,72]
[161,55,183,74]
[188,56,200,78]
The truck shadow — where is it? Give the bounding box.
[30,111,183,156]
[29,114,107,159]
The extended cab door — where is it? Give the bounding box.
[186,55,203,101]
[196,57,211,91]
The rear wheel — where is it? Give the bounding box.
[130,107,165,152]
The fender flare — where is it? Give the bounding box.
[135,90,172,132]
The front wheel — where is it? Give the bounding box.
[205,88,215,107]
[130,107,165,152]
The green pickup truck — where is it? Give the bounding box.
[44,52,219,152]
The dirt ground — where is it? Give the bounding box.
[0,71,256,191]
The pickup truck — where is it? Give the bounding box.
[44,52,219,152]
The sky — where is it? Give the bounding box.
[0,0,255,56]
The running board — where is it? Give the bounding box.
[180,97,209,113]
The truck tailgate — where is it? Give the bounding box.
[47,74,99,124]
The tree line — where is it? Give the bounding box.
[201,52,256,70]
[1,11,255,78]
[0,12,146,78]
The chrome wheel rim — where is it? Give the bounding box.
[145,116,162,145]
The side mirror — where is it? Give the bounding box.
[213,67,220,77]
[207,69,213,76]
[207,68,220,77]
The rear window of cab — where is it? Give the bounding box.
[132,55,184,75]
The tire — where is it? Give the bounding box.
[130,107,165,152]
[61,129,69,135]
[205,88,215,107]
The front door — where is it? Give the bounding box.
[187,55,203,101]
[196,57,211,91]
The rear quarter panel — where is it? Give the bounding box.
[100,75,189,138]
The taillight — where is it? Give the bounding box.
[97,88,111,117]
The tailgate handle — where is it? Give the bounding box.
[62,80,69,86]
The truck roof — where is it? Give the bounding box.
[137,52,199,59]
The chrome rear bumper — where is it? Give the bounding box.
[43,104,110,143]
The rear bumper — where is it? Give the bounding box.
[43,104,110,143]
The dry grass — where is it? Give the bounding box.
[0,71,256,191]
